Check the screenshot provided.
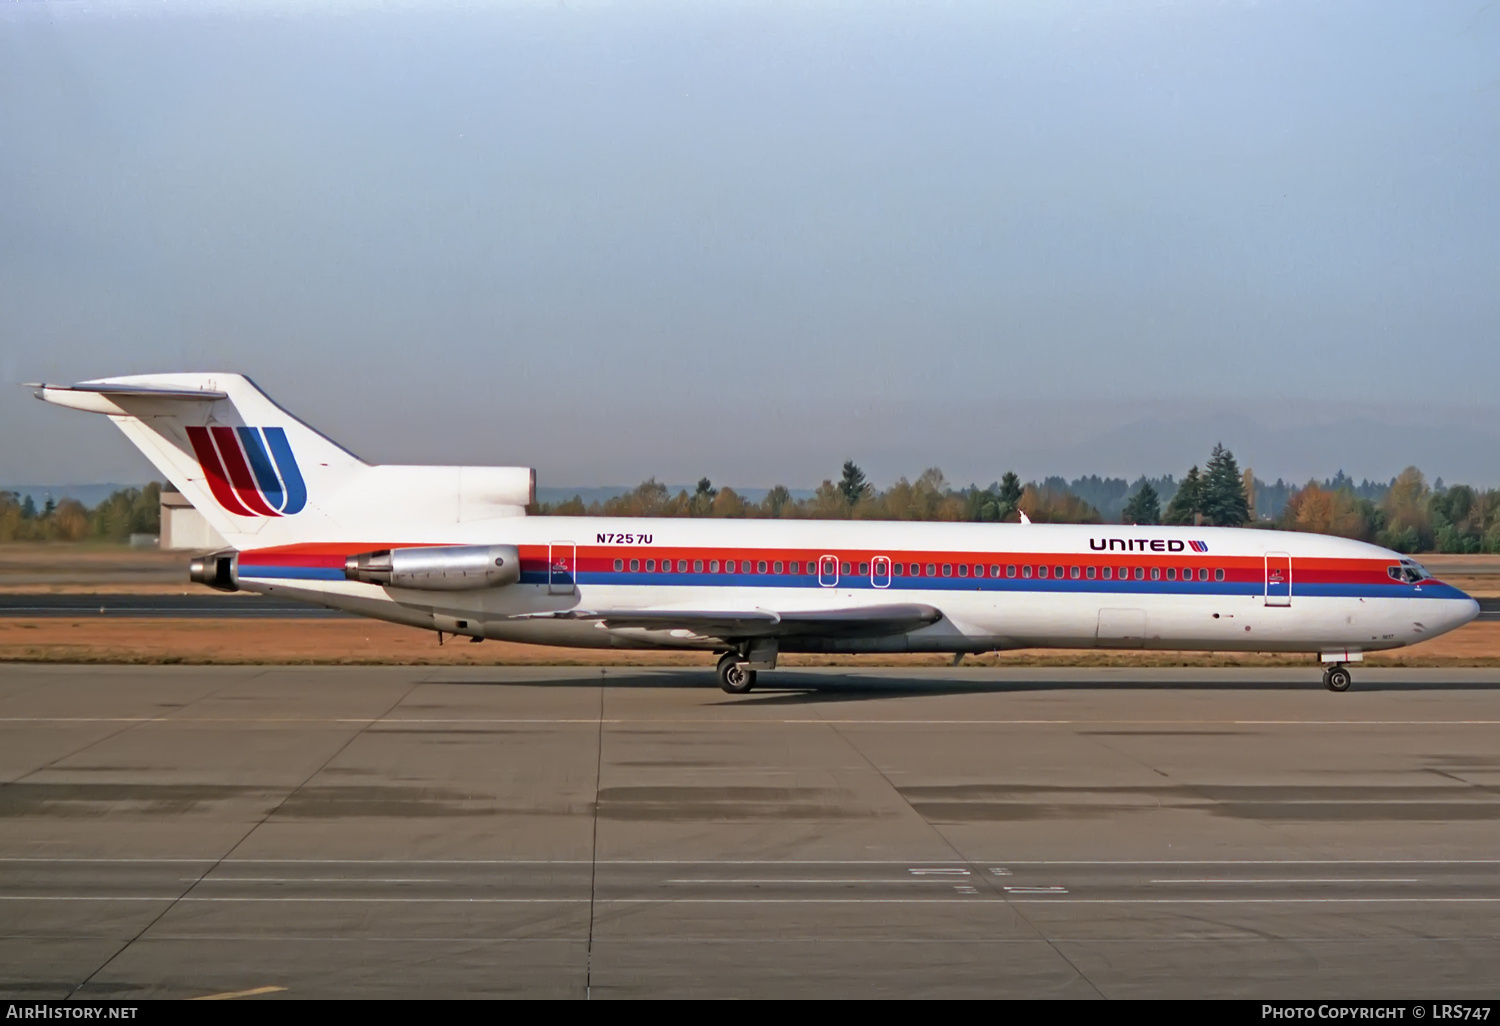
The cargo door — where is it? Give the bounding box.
[1265,552,1292,607]
[1096,608,1147,648]
[548,541,577,595]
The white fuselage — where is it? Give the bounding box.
[233,518,1480,658]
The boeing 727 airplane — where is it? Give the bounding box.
[33,374,1480,693]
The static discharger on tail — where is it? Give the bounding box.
[31,374,1481,694]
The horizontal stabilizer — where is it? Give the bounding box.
[31,382,228,402]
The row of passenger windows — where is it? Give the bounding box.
[607,557,1226,583]
[612,558,807,574]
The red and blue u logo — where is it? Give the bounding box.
[186,426,307,517]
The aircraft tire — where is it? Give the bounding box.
[717,653,757,695]
[1323,666,1352,692]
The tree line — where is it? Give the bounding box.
[5,450,1498,555]
[0,484,161,543]
[537,444,1500,555]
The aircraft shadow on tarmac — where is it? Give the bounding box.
[427,670,1500,704]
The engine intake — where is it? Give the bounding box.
[189,550,239,592]
[345,545,521,591]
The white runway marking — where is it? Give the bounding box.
[664,878,953,885]
[1151,878,1424,884]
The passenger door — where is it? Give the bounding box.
[549,541,577,595]
[818,555,839,588]
[1264,552,1292,607]
[871,555,892,589]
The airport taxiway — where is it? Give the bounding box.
[2,664,1499,999]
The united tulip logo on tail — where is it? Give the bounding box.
[186,426,307,516]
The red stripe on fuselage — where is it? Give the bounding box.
[209,426,280,517]
[185,426,256,517]
[238,543,1415,589]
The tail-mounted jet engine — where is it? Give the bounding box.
[189,550,239,592]
[344,545,521,591]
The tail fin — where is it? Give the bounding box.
[33,372,536,550]
[32,373,365,548]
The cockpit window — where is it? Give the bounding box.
[1388,562,1429,584]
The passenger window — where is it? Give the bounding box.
[942,564,952,577]
[1150,567,1160,580]
[1070,566,1081,580]
[1022,565,1033,578]
[991,565,1002,578]
[790,561,799,574]
[911,564,921,576]
[663,561,672,573]
[758,560,768,573]
[841,562,851,575]
[774,561,784,574]
[1165,567,1175,581]
[1214,568,1225,582]
[726,560,736,573]
[1054,565,1064,579]
[693,560,703,573]
[630,559,640,572]
[958,564,969,577]
[1134,567,1145,581]
[926,564,936,576]
[645,560,656,572]
[613,559,623,571]
[1038,566,1049,579]
[709,560,719,573]
[1086,566,1096,580]
[1198,567,1208,581]
[1007,565,1017,578]
[859,562,870,575]
[893,563,904,576]
[675,560,686,573]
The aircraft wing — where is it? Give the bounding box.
[524,603,942,639]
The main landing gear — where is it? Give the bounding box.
[716,652,757,695]
[1323,664,1353,692]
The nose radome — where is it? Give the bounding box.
[1461,597,1481,626]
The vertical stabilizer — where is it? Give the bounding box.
[33,374,365,549]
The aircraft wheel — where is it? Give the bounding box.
[717,653,757,695]
[1323,665,1352,692]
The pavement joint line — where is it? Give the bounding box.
[64,675,425,998]
[6,857,1500,864]
[10,716,1500,726]
[43,895,1500,904]
[820,706,1108,1000]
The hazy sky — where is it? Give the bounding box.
[3,0,1498,490]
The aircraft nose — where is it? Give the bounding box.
[1460,596,1482,626]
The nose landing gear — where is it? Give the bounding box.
[1323,665,1353,692]
[717,652,757,694]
